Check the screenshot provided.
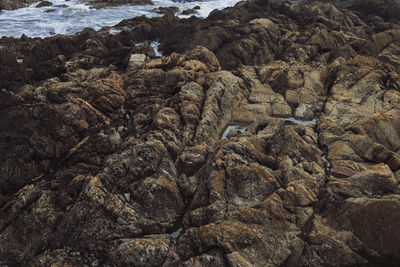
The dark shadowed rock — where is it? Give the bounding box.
[1,0,400,265]
[0,0,40,10]
[36,0,52,7]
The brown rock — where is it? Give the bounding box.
[348,163,397,195]
[339,196,400,259]
[2,0,400,265]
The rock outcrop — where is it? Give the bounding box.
[84,0,153,10]
[1,0,400,265]
[0,0,39,10]
[0,0,152,10]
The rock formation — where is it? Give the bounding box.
[84,0,153,10]
[0,0,152,11]
[0,0,400,265]
[0,0,39,10]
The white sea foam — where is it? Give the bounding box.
[109,28,122,35]
[150,41,162,57]
[0,0,243,38]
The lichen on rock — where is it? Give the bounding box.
[1,0,400,265]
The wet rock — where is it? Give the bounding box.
[1,0,400,265]
[152,6,179,16]
[0,0,40,10]
[194,70,246,144]
[36,0,52,7]
[181,8,196,16]
[84,0,153,9]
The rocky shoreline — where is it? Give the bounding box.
[1,0,400,265]
[0,0,153,11]
[0,0,37,11]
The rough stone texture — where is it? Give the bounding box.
[84,0,153,10]
[35,0,51,7]
[0,0,152,10]
[1,0,400,265]
[127,53,146,71]
[0,0,39,10]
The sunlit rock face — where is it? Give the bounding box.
[1,0,400,265]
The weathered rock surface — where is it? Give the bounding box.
[0,0,39,10]
[0,0,152,10]
[1,0,400,265]
[36,0,52,7]
[84,0,153,9]
[127,53,146,71]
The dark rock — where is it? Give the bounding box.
[317,0,400,24]
[152,6,179,15]
[36,0,52,7]
[1,0,400,265]
[181,8,196,15]
[0,0,40,10]
[84,0,153,9]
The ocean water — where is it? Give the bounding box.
[0,0,243,38]
[170,226,183,238]
[221,125,247,139]
[285,117,316,125]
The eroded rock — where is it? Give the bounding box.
[1,0,400,265]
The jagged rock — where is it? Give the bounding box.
[108,235,179,266]
[83,0,153,9]
[181,8,196,15]
[348,163,397,195]
[304,215,367,266]
[194,70,247,144]
[336,196,400,260]
[1,0,400,265]
[152,6,179,16]
[0,0,40,10]
[36,0,52,7]
[318,0,400,23]
[127,53,146,71]
[0,49,29,90]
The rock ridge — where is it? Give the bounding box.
[1,0,400,265]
